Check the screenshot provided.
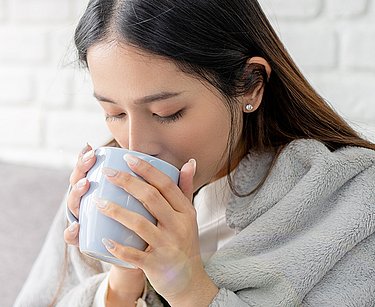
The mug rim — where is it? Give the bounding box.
[98,146,180,173]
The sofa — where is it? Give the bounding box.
[0,161,71,307]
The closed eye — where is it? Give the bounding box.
[105,113,126,121]
[104,110,184,123]
[154,110,184,124]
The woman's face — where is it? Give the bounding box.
[87,43,243,191]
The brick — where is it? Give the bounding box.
[310,73,375,123]
[9,0,72,23]
[259,0,322,19]
[0,71,34,104]
[49,26,77,65]
[0,27,47,63]
[72,70,97,109]
[0,0,6,22]
[36,69,73,109]
[72,0,89,20]
[45,110,111,151]
[325,0,369,18]
[278,26,337,70]
[342,29,375,70]
[0,108,41,145]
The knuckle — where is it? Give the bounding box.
[105,202,121,218]
[63,229,78,246]
[186,205,197,219]
[69,172,77,186]
[76,156,96,176]
[79,160,92,172]
[132,253,143,266]
[116,172,132,187]
[69,170,86,187]
[74,178,89,192]
[103,203,115,216]
[142,162,153,175]
[161,179,175,193]
[142,186,160,204]
[131,214,147,232]
[68,190,81,208]
[67,197,74,209]
[120,172,133,183]
[114,244,134,260]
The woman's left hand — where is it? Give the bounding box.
[95,155,218,306]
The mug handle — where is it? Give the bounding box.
[66,184,79,224]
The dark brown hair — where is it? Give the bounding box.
[74,0,374,194]
[51,0,374,304]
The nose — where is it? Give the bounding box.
[127,117,160,156]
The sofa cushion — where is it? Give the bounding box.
[0,161,70,307]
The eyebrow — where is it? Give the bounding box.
[93,91,183,105]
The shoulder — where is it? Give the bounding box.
[228,138,375,229]
[277,138,375,176]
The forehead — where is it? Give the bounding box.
[86,42,199,96]
[87,43,181,79]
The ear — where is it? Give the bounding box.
[241,56,271,113]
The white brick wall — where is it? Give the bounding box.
[0,1,5,22]
[0,0,374,169]
[261,0,375,141]
[9,0,72,23]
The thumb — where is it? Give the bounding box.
[178,159,196,202]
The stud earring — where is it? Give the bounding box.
[245,104,254,112]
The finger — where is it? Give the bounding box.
[102,238,145,269]
[67,177,90,219]
[95,198,162,246]
[178,159,196,202]
[69,144,96,186]
[102,168,175,222]
[122,155,187,213]
[64,221,79,246]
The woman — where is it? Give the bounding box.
[15,0,375,306]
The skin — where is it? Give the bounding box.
[64,42,269,306]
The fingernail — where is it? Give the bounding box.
[102,238,115,250]
[81,143,91,155]
[123,154,139,166]
[102,167,119,177]
[189,158,197,176]
[76,178,87,189]
[82,149,94,163]
[68,221,78,232]
[94,197,108,209]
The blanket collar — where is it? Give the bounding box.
[226,139,375,231]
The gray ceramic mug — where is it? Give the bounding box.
[66,147,180,268]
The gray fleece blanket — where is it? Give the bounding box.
[14,139,375,306]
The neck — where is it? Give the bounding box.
[211,142,248,183]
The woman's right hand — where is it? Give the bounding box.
[63,144,146,306]
[64,143,96,246]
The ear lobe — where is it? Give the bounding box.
[243,83,265,112]
[242,56,271,113]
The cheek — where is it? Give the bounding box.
[168,116,231,185]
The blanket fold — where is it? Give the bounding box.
[205,139,375,306]
[15,139,375,306]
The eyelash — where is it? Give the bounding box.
[105,110,184,124]
[105,113,126,122]
[156,110,184,124]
